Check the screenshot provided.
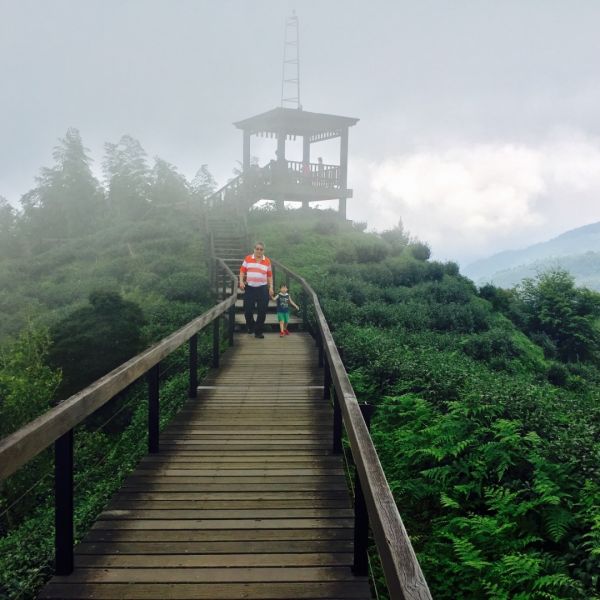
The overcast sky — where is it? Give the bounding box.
[2,0,600,263]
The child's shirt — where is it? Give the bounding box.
[274,292,290,313]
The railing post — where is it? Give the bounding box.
[148,364,160,453]
[301,292,308,332]
[189,334,198,399]
[228,304,235,346]
[54,428,74,575]
[213,258,218,294]
[332,390,342,454]
[212,318,220,368]
[353,403,375,576]
[323,355,331,401]
[317,331,324,368]
[221,266,226,299]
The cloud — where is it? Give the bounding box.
[350,132,600,263]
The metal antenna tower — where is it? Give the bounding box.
[281,11,301,109]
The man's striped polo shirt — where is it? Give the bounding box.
[240,254,272,287]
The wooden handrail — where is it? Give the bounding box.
[272,259,432,600]
[0,258,237,481]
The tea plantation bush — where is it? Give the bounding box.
[254,211,600,600]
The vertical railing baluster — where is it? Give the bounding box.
[55,428,74,575]
[353,403,375,575]
[323,355,331,401]
[301,291,308,331]
[317,332,324,368]
[228,304,235,346]
[221,265,226,299]
[332,390,342,454]
[212,318,220,368]
[148,364,160,453]
[189,334,198,399]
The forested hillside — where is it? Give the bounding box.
[465,221,600,291]
[252,210,600,600]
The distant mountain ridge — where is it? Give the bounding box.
[464,221,600,290]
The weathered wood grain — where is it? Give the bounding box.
[39,581,372,599]
[39,327,370,599]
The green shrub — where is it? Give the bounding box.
[461,329,521,362]
[479,283,512,312]
[426,261,446,282]
[358,262,394,287]
[333,237,388,264]
[386,256,430,286]
[159,272,211,303]
[430,300,490,333]
[419,277,477,305]
[409,241,431,260]
[358,301,394,327]
[314,220,338,235]
[444,261,460,276]
[48,290,146,398]
[547,362,569,386]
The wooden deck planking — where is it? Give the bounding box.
[40,332,371,599]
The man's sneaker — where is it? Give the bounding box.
[280,332,285,337]
[254,333,264,339]
[284,330,290,335]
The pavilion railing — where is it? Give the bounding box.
[272,258,432,600]
[204,159,343,212]
[284,159,341,188]
[0,258,237,576]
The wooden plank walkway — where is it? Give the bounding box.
[40,332,372,599]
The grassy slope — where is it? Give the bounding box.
[0,210,210,344]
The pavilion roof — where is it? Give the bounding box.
[233,107,359,137]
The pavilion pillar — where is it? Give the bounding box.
[339,127,349,219]
[243,130,251,173]
[276,132,286,211]
[302,136,310,209]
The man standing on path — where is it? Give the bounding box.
[239,241,273,339]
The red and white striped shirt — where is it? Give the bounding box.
[240,254,272,287]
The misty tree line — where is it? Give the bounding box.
[0,128,217,256]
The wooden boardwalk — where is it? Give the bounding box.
[40,332,372,599]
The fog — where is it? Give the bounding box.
[2,0,600,262]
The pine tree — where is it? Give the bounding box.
[190,164,217,203]
[103,135,151,220]
[19,128,103,246]
[149,157,191,206]
[0,196,18,257]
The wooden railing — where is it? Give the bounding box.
[205,159,343,211]
[205,173,247,209]
[0,258,238,575]
[285,159,341,188]
[273,259,432,600]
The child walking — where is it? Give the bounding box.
[272,284,299,337]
